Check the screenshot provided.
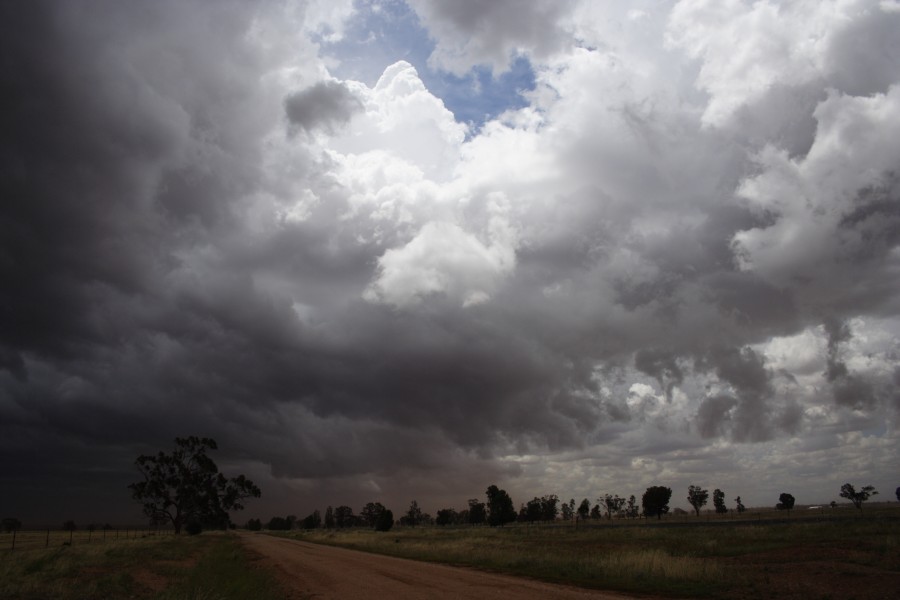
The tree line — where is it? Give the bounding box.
[3,437,890,535]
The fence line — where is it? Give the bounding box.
[2,527,176,552]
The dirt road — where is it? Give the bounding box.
[239,532,638,600]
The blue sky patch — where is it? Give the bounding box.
[322,0,535,129]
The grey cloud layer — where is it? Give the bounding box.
[1,0,898,520]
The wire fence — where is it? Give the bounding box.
[1,527,176,552]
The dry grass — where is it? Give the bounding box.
[279,507,900,598]
[0,532,282,600]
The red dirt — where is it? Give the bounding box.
[238,532,646,600]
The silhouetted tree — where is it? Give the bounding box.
[590,504,602,519]
[713,489,727,514]
[435,508,457,526]
[467,499,486,525]
[642,486,672,520]
[486,485,516,527]
[324,506,335,529]
[523,497,543,523]
[361,502,387,528]
[62,520,77,531]
[402,500,423,527]
[267,516,291,530]
[577,498,591,521]
[245,518,262,531]
[375,509,394,531]
[687,485,709,516]
[840,483,878,511]
[601,494,626,520]
[625,495,639,519]
[301,510,321,529]
[128,437,260,534]
[560,499,574,521]
[895,486,899,502]
[334,505,354,528]
[776,493,795,514]
[735,496,746,513]
[540,495,559,521]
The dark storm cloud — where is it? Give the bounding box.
[2,0,899,524]
[284,80,363,133]
[634,348,683,402]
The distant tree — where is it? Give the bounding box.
[267,516,291,530]
[625,495,639,519]
[601,494,626,520]
[840,483,878,511]
[896,486,899,502]
[245,518,262,531]
[435,508,457,526]
[361,502,387,528]
[577,498,591,521]
[128,437,260,534]
[642,486,672,520]
[830,500,837,509]
[687,485,709,516]
[374,509,394,532]
[590,504,602,520]
[776,493,795,514]
[486,485,516,527]
[713,489,727,514]
[560,500,573,521]
[324,506,335,529]
[63,520,77,531]
[301,510,321,529]
[467,499,486,525]
[523,498,543,523]
[402,500,423,527]
[334,505,355,528]
[540,495,559,521]
[735,496,746,514]
[2,518,22,533]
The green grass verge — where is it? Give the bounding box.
[0,532,283,600]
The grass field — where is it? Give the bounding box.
[279,506,900,599]
[0,532,283,600]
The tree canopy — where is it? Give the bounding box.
[776,493,795,513]
[712,489,727,514]
[839,483,878,510]
[642,486,672,520]
[486,485,516,527]
[687,485,709,516]
[128,436,260,534]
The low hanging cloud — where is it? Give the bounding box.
[284,80,363,133]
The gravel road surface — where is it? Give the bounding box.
[239,532,640,600]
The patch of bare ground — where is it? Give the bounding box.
[239,532,655,600]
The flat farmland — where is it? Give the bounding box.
[276,507,900,599]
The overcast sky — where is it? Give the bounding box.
[2,0,899,526]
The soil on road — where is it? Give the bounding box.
[239,532,640,600]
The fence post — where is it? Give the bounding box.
[69,529,73,545]
[11,529,15,551]
[46,529,49,548]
